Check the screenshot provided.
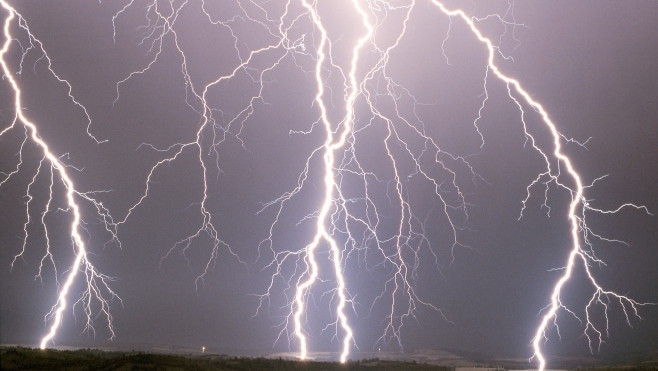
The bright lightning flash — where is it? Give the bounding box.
[427,3,653,371]
[1,0,121,349]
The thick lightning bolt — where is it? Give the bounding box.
[426,3,652,371]
[1,0,120,348]
[288,0,377,362]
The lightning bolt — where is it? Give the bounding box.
[1,0,121,348]
[425,2,653,371]
[2,0,653,368]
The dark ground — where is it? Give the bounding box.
[2,346,658,371]
[1,347,449,371]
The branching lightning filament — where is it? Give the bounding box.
[1,0,121,348]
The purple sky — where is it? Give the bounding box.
[1,0,657,364]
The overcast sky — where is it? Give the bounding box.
[1,0,657,364]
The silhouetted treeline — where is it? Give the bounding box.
[0,347,454,371]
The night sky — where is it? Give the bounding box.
[1,0,657,365]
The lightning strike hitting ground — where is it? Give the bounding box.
[425,4,652,370]
[0,0,121,349]
[1,0,653,369]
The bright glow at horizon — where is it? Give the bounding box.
[1,0,653,368]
